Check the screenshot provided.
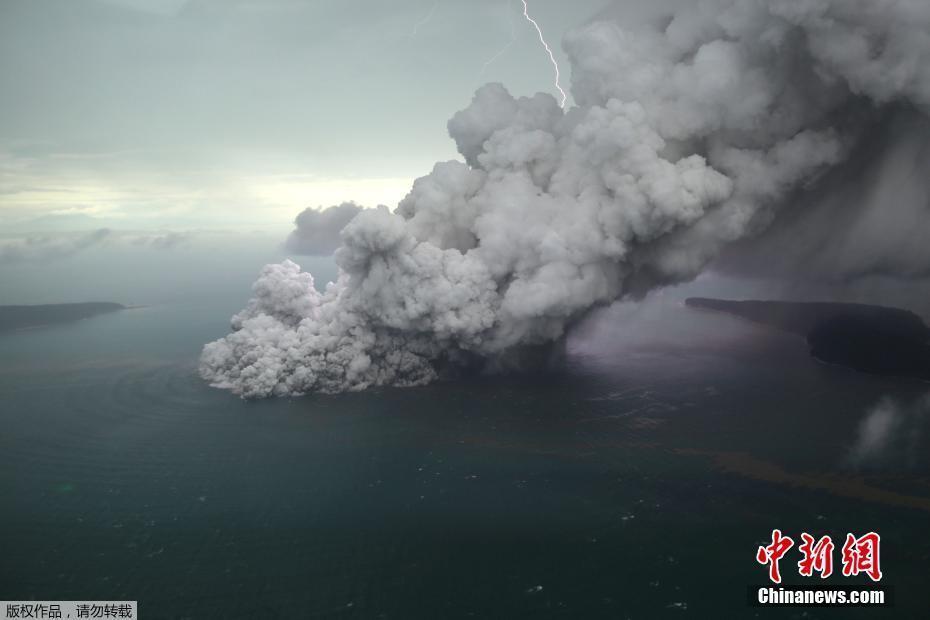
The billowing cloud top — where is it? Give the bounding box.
[201,0,930,398]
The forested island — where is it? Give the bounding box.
[686,298,930,381]
[0,302,126,332]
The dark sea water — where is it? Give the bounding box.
[1,286,928,619]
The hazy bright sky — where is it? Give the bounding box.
[1,0,613,232]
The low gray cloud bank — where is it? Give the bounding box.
[0,229,111,265]
[129,231,193,250]
[0,229,203,265]
[202,0,930,397]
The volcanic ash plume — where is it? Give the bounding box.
[201,0,930,397]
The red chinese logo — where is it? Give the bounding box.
[757,530,881,583]
[798,533,834,578]
[841,532,882,582]
[756,529,794,584]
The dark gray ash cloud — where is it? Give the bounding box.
[714,109,930,284]
[284,202,365,256]
[202,0,930,398]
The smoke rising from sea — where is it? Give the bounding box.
[201,0,930,397]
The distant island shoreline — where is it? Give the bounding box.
[0,302,130,332]
[686,297,930,382]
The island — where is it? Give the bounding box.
[0,302,127,332]
[685,297,930,381]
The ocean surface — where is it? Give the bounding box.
[1,249,928,619]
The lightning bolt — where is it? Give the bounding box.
[408,0,440,38]
[520,0,566,108]
[480,0,516,78]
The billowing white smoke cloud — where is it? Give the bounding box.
[847,393,929,469]
[202,0,930,397]
[285,202,365,256]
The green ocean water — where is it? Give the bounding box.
[1,286,928,619]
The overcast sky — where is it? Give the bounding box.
[0,0,613,231]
